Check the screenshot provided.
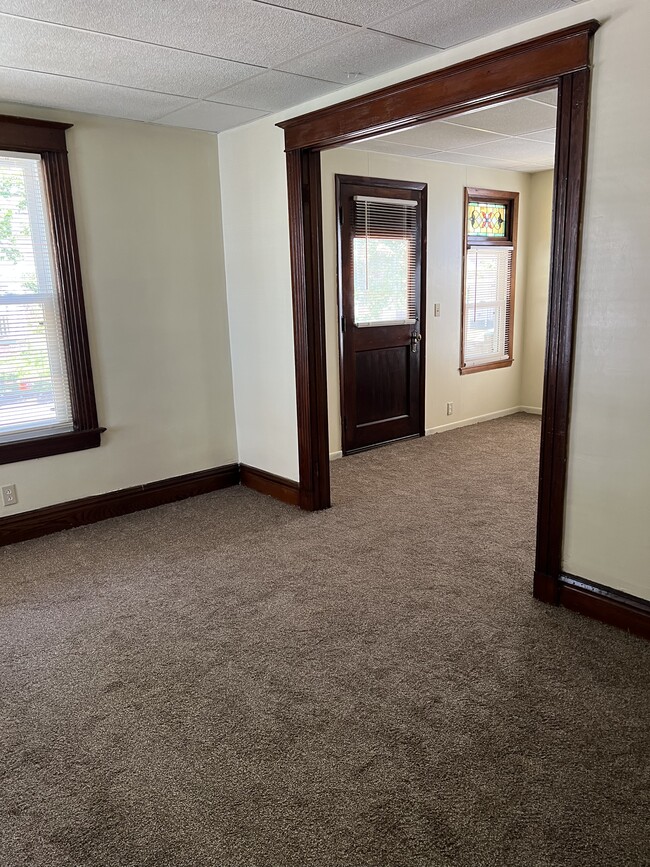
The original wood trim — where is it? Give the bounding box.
[534,67,591,588]
[0,428,104,466]
[279,22,599,151]
[0,115,101,464]
[460,359,514,375]
[0,114,70,153]
[558,574,650,641]
[285,149,330,510]
[280,20,600,610]
[240,464,300,506]
[335,174,427,454]
[460,188,519,375]
[0,463,240,546]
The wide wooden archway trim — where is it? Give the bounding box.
[278,20,599,605]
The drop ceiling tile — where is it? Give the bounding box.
[346,139,438,158]
[422,151,518,168]
[386,121,505,150]
[373,0,573,49]
[520,128,556,143]
[0,64,192,120]
[527,89,558,106]
[0,14,262,98]
[260,0,423,26]
[0,0,356,66]
[447,98,557,135]
[452,136,556,164]
[155,100,268,132]
[206,70,341,112]
[277,28,438,85]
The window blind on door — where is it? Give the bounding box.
[0,151,73,443]
[352,195,418,327]
[463,245,513,367]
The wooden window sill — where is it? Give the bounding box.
[0,428,105,465]
[459,359,513,375]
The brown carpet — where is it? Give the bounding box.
[1,414,649,867]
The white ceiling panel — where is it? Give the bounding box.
[528,89,559,106]
[387,121,506,150]
[453,136,556,164]
[448,98,557,135]
[421,151,518,169]
[520,128,557,143]
[0,14,262,98]
[373,0,574,49]
[260,0,423,26]
[0,1,356,67]
[207,70,341,112]
[277,29,438,84]
[155,100,268,133]
[345,140,438,158]
[0,64,192,120]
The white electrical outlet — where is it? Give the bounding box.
[434,303,441,317]
[2,484,18,506]
[446,402,454,416]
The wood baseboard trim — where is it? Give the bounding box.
[0,463,240,546]
[533,569,560,604]
[240,464,300,506]
[558,574,650,640]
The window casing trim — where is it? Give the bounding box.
[460,187,519,375]
[0,114,102,465]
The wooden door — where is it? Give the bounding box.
[337,175,426,454]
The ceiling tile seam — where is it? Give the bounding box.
[441,119,550,137]
[0,62,213,104]
[151,99,271,123]
[251,0,430,29]
[0,10,271,71]
[365,28,445,50]
[203,71,344,105]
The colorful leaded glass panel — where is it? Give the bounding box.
[467,201,507,238]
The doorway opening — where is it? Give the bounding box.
[278,21,598,605]
[324,92,556,480]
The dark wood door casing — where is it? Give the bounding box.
[279,21,598,605]
[337,175,427,454]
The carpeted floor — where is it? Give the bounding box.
[1,414,649,867]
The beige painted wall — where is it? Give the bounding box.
[320,147,540,455]
[1,104,238,514]
[219,0,650,600]
[521,170,553,410]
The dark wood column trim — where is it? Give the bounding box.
[533,66,591,601]
[279,20,600,612]
[285,149,330,510]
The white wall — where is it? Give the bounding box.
[1,104,238,514]
[219,122,298,480]
[218,0,650,601]
[521,170,553,410]
[320,146,537,454]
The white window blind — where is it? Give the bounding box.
[463,245,513,367]
[0,151,73,443]
[352,195,418,327]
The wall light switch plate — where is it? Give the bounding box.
[434,303,441,317]
[2,484,17,506]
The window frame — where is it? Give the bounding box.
[0,114,101,465]
[460,187,519,375]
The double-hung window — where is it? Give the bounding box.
[0,115,100,464]
[461,188,518,374]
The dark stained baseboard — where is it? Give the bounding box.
[558,573,650,640]
[0,463,240,546]
[240,464,300,506]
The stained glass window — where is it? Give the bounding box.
[467,201,507,238]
